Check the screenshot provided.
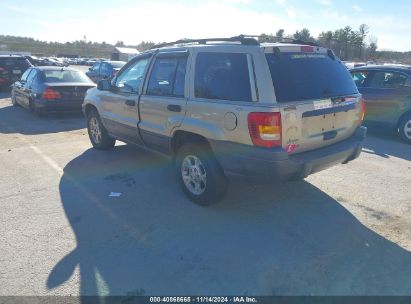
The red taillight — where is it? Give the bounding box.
[301,46,314,52]
[248,112,282,148]
[359,99,366,126]
[42,88,61,100]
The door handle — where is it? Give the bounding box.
[167,104,182,112]
[125,99,136,106]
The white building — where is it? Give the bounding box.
[111,47,139,61]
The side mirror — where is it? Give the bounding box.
[88,67,93,71]
[97,79,112,91]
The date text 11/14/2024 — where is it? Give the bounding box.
[149,297,258,303]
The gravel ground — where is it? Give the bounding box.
[0,92,410,296]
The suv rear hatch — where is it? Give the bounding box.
[0,57,31,84]
[264,45,363,154]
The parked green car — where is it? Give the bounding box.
[350,65,411,143]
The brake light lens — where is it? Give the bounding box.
[248,112,282,148]
[0,67,6,74]
[42,88,61,100]
[359,99,366,126]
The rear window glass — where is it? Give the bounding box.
[195,52,252,102]
[41,70,91,83]
[265,52,358,102]
[0,57,31,69]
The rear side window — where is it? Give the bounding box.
[266,52,358,102]
[366,71,410,89]
[21,68,32,81]
[351,70,370,88]
[147,57,187,97]
[195,52,252,102]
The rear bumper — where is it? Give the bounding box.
[210,126,367,182]
[34,99,84,113]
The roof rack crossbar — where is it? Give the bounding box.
[150,34,320,50]
[240,34,320,47]
[151,35,260,49]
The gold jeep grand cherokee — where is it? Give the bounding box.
[83,35,367,205]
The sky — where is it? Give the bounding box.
[1,0,411,52]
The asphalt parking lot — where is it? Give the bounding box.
[0,89,411,296]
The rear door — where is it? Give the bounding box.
[265,46,362,154]
[21,69,38,107]
[14,68,32,106]
[139,51,189,153]
[99,54,152,145]
[356,70,411,124]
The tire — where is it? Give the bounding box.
[398,113,411,144]
[11,92,19,107]
[87,108,116,150]
[28,99,44,117]
[176,142,228,206]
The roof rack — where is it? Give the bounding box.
[150,35,260,49]
[240,34,320,47]
[150,34,320,50]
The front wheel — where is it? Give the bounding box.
[398,113,411,144]
[11,91,19,107]
[176,143,228,206]
[87,109,116,150]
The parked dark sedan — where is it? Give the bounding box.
[350,65,411,143]
[11,67,96,115]
[0,55,32,91]
[86,60,126,83]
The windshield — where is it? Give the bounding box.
[41,70,92,83]
[266,52,358,102]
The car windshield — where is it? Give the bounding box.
[266,52,358,102]
[41,70,92,83]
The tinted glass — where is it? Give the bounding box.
[351,71,370,88]
[265,52,358,102]
[91,62,100,71]
[367,71,409,89]
[0,57,31,69]
[115,58,149,93]
[21,68,32,81]
[147,57,187,97]
[174,58,187,96]
[109,62,126,68]
[100,63,111,74]
[26,69,37,85]
[41,70,92,83]
[195,53,252,102]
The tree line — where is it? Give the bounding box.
[0,25,410,64]
[259,24,380,62]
